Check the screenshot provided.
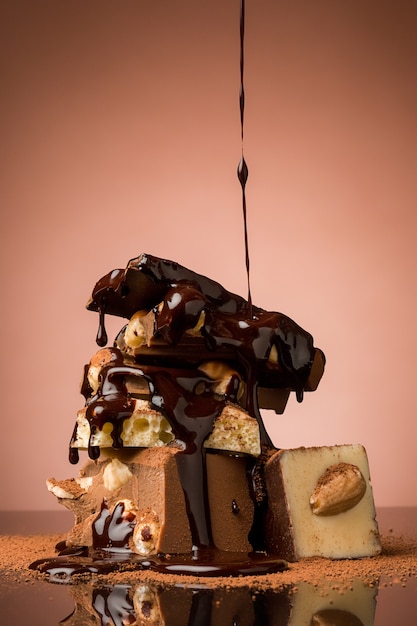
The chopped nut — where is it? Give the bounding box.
[46,478,87,500]
[132,511,161,555]
[103,458,133,491]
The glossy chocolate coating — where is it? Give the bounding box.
[70,253,324,556]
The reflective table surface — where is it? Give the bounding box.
[1,508,416,626]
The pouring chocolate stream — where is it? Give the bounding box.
[31,1,326,579]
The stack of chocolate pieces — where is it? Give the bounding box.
[42,254,380,578]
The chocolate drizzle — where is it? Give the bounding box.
[93,500,136,550]
[97,300,108,347]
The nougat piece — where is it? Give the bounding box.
[264,444,381,561]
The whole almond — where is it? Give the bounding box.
[310,462,367,516]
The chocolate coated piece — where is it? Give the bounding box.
[86,253,324,410]
[66,253,325,562]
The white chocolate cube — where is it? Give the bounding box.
[264,444,381,560]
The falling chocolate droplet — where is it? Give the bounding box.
[237,157,248,187]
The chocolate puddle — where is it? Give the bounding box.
[30,549,287,582]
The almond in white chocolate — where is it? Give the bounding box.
[310,462,367,516]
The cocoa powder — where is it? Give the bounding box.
[1,532,416,592]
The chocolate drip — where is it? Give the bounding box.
[93,501,136,550]
[146,368,220,548]
[96,300,108,347]
[77,357,236,548]
[88,255,316,395]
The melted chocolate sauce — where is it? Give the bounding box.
[93,501,136,550]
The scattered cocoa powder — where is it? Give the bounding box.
[1,532,416,592]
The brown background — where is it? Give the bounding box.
[1,0,416,510]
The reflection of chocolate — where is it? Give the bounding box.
[59,578,378,626]
[61,583,292,626]
[311,609,364,626]
[93,586,135,626]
